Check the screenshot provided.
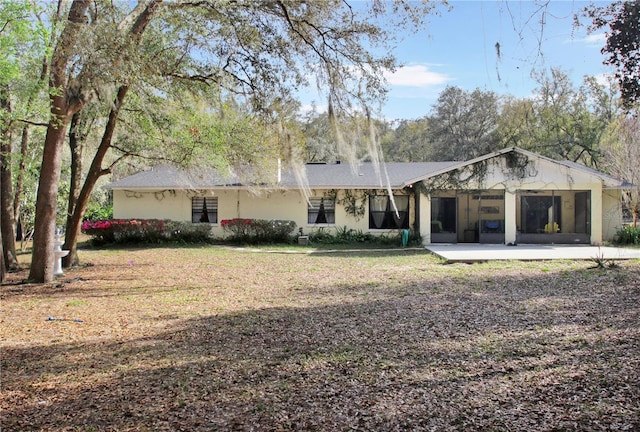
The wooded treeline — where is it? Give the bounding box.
[0,0,638,283]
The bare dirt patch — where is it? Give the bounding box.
[2,246,639,431]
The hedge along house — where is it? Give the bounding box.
[107,147,629,245]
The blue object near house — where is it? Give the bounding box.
[401,229,409,247]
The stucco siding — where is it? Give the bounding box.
[479,156,602,189]
[602,189,623,242]
[113,190,190,221]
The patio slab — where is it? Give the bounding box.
[425,244,640,263]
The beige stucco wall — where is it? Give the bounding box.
[114,189,309,238]
[113,190,190,221]
[602,189,624,242]
[113,188,411,239]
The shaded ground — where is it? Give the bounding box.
[2,246,639,431]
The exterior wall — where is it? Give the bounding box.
[419,193,431,245]
[113,187,414,239]
[602,189,624,242]
[504,191,517,244]
[113,190,191,221]
[590,183,603,245]
[219,189,306,223]
[114,188,310,238]
[304,189,413,237]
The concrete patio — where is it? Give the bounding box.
[425,244,640,263]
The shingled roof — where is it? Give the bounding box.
[107,147,630,191]
[107,161,459,191]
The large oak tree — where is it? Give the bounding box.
[26,0,438,282]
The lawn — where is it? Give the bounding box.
[2,245,639,431]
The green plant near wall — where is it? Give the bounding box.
[504,152,535,179]
[331,189,370,221]
[615,225,640,245]
[416,153,534,196]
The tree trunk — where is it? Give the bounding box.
[1,83,18,270]
[28,0,90,283]
[63,112,85,266]
[0,140,18,271]
[0,160,8,283]
[64,86,129,267]
[29,107,70,282]
[13,126,29,225]
[62,2,160,267]
[0,227,5,283]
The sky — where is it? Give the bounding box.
[309,0,617,121]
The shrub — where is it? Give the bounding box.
[83,203,113,221]
[615,225,640,245]
[261,219,297,242]
[82,219,115,244]
[168,221,214,243]
[308,228,338,244]
[115,219,169,243]
[308,226,421,246]
[220,218,297,243]
[82,219,213,245]
[220,218,252,239]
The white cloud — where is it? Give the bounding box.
[573,32,606,47]
[385,64,452,87]
[594,72,614,87]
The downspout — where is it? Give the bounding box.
[236,190,240,218]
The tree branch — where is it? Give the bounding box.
[15,118,49,127]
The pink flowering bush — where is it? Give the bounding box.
[82,219,211,244]
[82,218,295,245]
[220,218,252,238]
[81,219,119,243]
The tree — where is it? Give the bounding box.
[496,96,536,149]
[381,117,432,162]
[300,111,339,163]
[600,114,640,226]
[585,0,640,109]
[0,82,17,271]
[506,68,615,168]
[428,86,502,161]
[0,0,48,272]
[62,0,164,267]
[27,0,93,283]
[26,0,437,282]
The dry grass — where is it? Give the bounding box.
[2,245,640,431]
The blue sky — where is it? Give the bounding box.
[327,0,616,121]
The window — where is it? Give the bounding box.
[521,195,561,234]
[369,194,409,229]
[192,197,218,223]
[431,197,456,233]
[308,197,335,224]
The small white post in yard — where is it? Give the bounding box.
[53,230,69,276]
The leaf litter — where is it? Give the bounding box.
[1,246,639,431]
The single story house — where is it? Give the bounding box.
[107,147,629,245]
